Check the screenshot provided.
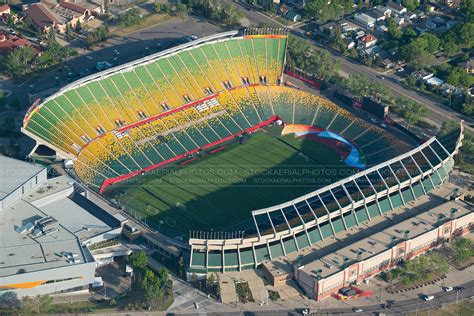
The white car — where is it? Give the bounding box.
[353,308,364,313]
[443,286,453,292]
[423,295,435,301]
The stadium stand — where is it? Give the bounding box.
[22,29,463,273]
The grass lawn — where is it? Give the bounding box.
[104,126,352,236]
[112,13,174,36]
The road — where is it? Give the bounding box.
[167,280,474,316]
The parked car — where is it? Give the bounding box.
[423,295,435,301]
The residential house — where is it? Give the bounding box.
[366,10,386,22]
[458,58,474,74]
[404,11,417,20]
[361,45,382,57]
[425,19,438,30]
[343,37,356,49]
[339,20,359,34]
[286,0,306,9]
[374,5,391,17]
[381,58,395,69]
[355,30,366,39]
[414,9,426,19]
[0,33,41,55]
[394,16,405,25]
[358,33,377,48]
[319,21,339,38]
[386,1,407,15]
[412,70,433,81]
[375,24,388,34]
[279,4,290,16]
[354,13,376,28]
[432,15,446,25]
[286,11,301,22]
[446,20,458,29]
[426,77,445,86]
[0,4,10,17]
[440,83,456,95]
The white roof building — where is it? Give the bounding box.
[0,157,123,298]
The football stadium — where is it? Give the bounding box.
[21,29,464,273]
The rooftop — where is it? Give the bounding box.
[298,197,471,279]
[0,156,43,201]
[0,175,115,277]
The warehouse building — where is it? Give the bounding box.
[0,156,123,298]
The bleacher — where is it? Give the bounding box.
[22,30,405,192]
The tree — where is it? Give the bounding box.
[47,27,55,43]
[458,22,474,48]
[402,0,418,11]
[154,2,162,13]
[128,250,148,285]
[446,67,474,88]
[264,0,276,13]
[453,237,473,264]
[400,99,427,126]
[21,295,52,314]
[0,90,5,111]
[118,8,141,27]
[438,119,459,137]
[406,75,417,87]
[421,33,441,54]
[174,3,189,19]
[75,19,82,33]
[443,40,459,58]
[5,46,36,77]
[461,0,474,20]
[65,23,74,41]
[462,100,474,116]
[141,267,169,309]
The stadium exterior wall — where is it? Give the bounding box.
[187,126,464,273]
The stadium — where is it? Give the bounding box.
[21,29,463,274]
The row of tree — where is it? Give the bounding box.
[180,0,244,26]
[287,37,341,81]
[128,250,171,310]
[85,25,109,49]
[3,41,76,77]
[118,8,142,28]
[303,0,354,23]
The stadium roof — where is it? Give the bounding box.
[0,155,44,201]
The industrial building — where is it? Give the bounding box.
[0,156,123,298]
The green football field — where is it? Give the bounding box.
[103,126,354,237]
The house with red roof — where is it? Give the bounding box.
[0,4,10,17]
[358,34,378,49]
[0,33,42,56]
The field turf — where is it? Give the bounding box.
[103,126,354,236]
